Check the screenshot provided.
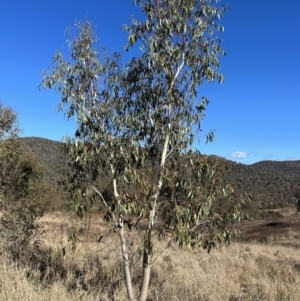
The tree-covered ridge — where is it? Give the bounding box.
[20,137,300,214]
[251,160,300,174]
[20,137,71,185]
[224,159,300,211]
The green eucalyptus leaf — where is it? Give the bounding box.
[41,2,248,273]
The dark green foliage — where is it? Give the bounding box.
[20,137,71,185]
[20,137,73,211]
[17,135,300,224]
[224,159,300,217]
[20,137,300,219]
[0,102,48,248]
[0,144,44,247]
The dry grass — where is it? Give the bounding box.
[0,255,94,301]
[152,242,300,301]
[1,208,300,301]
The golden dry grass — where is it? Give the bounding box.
[0,255,94,301]
[1,208,300,301]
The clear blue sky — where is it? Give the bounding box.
[1,0,299,164]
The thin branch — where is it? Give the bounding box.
[113,178,119,198]
[92,185,120,228]
[191,219,212,231]
[160,133,170,169]
[150,238,173,267]
[165,132,188,159]
[128,165,149,179]
[110,163,120,199]
[92,185,109,208]
[168,53,185,94]
[135,209,143,227]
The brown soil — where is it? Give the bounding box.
[237,207,300,246]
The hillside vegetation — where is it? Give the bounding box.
[20,137,300,216]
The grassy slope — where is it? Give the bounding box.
[1,208,300,301]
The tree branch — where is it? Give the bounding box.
[150,238,173,267]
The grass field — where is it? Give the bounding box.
[1,208,300,301]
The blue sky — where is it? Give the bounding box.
[1,0,299,164]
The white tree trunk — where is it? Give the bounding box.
[119,227,135,301]
[138,264,151,301]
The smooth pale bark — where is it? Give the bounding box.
[110,164,134,300]
[138,264,151,301]
[119,227,135,301]
[139,134,170,301]
[138,229,152,301]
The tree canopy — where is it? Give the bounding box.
[41,1,249,300]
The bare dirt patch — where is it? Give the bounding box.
[237,207,300,246]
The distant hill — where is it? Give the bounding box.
[223,159,300,211]
[20,137,300,215]
[20,137,71,185]
[251,160,300,175]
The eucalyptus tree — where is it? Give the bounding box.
[41,1,248,300]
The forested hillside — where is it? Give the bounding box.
[20,137,300,214]
[21,137,71,185]
[225,159,300,210]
